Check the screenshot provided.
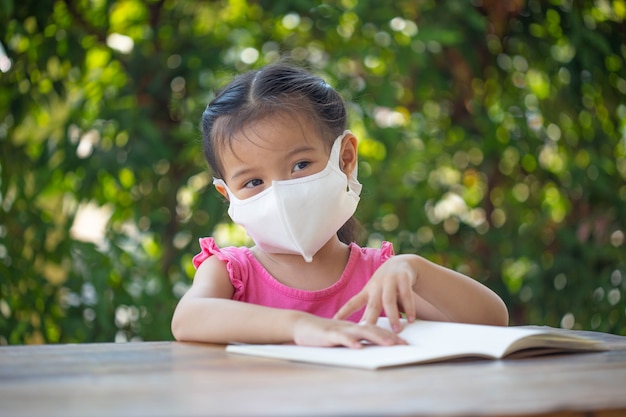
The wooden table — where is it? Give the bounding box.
[2,329,626,417]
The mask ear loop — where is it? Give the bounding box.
[213,178,230,200]
[339,130,362,196]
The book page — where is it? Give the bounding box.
[385,318,545,358]
[227,321,542,369]
[227,343,496,370]
[382,318,605,358]
[226,319,606,369]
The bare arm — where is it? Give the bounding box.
[334,254,509,332]
[171,255,406,347]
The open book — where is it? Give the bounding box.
[226,318,608,370]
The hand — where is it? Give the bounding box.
[333,255,418,332]
[292,314,406,348]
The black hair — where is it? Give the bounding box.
[200,63,362,244]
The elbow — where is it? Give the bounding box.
[170,309,188,342]
[468,294,509,327]
[170,323,183,342]
[490,298,510,327]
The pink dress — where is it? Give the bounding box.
[192,238,394,323]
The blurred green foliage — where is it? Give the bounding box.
[1,0,625,344]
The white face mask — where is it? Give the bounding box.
[213,130,362,262]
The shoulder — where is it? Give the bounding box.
[182,252,233,299]
[191,237,255,299]
[346,241,395,272]
[350,241,395,261]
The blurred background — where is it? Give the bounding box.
[1,0,625,345]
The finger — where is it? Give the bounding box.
[333,333,364,349]
[333,292,367,320]
[397,279,417,323]
[360,298,383,326]
[352,324,407,346]
[381,284,402,332]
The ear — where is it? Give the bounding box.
[214,183,229,200]
[339,132,358,178]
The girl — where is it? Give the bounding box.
[171,64,509,348]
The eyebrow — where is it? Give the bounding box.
[228,167,254,182]
[287,145,318,158]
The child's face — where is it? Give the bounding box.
[216,115,335,201]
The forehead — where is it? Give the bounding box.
[221,112,326,156]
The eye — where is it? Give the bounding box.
[243,178,263,189]
[293,161,310,172]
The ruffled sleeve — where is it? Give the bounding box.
[193,237,221,268]
[379,241,395,263]
[191,237,246,299]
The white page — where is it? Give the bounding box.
[387,319,545,358]
[227,343,484,369]
[226,319,603,369]
[227,319,543,369]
